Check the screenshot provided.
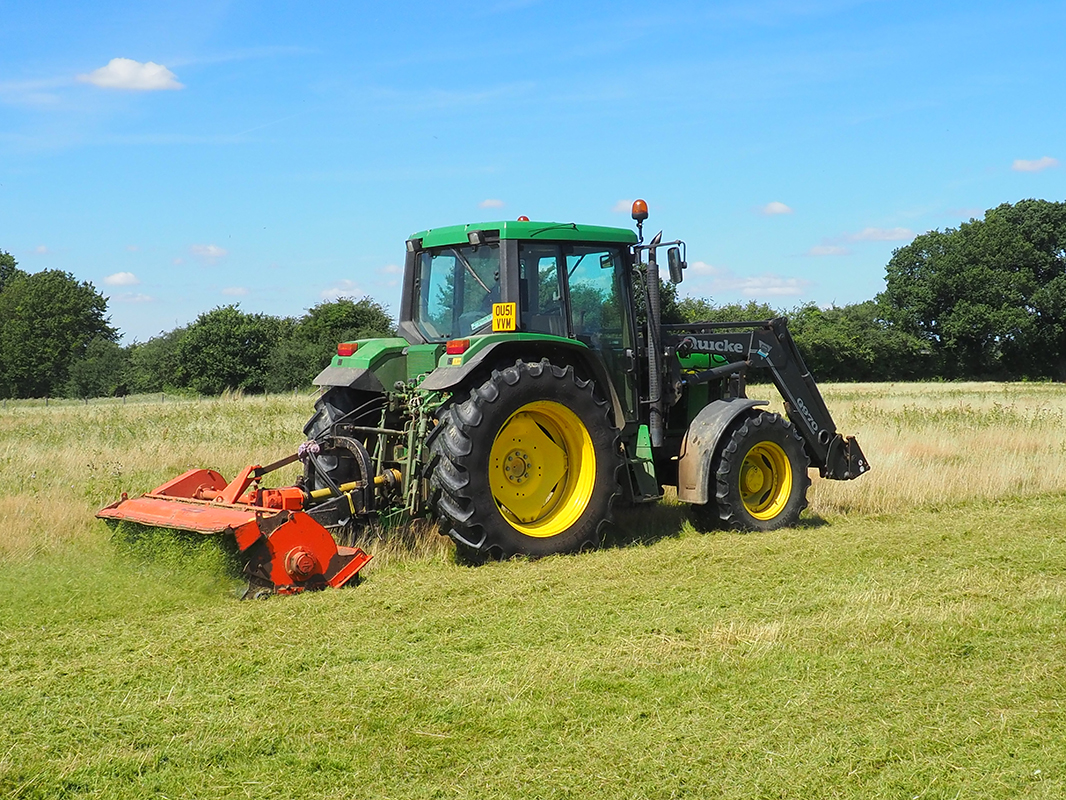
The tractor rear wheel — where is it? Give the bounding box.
[710,411,809,532]
[430,359,621,562]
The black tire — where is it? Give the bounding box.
[302,388,388,539]
[430,359,621,561]
[302,387,383,492]
[710,411,810,532]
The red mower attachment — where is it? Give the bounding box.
[97,452,381,598]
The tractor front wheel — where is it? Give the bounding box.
[431,359,621,561]
[709,411,810,532]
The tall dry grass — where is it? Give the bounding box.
[0,392,456,566]
[806,382,1066,518]
[0,394,311,563]
[3,382,1066,563]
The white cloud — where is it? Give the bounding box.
[104,271,140,286]
[479,198,505,209]
[173,257,185,266]
[190,244,228,261]
[125,245,140,252]
[760,201,793,215]
[222,286,249,297]
[382,264,403,274]
[1012,156,1059,173]
[34,245,49,254]
[686,261,810,297]
[612,199,634,214]
[112,292,154,303]
[807,245,851,256]
[77,58,183,91]
[849,227,914,242]
[687,260,721,276]
[321,279,362,300]
[734,275,810,297]
[806,225,913,256]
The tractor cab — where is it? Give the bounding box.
[397,219,641,347]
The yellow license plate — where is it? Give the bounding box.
[492,302,517,332]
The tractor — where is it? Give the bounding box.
[100,201,869,592]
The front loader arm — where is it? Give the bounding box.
[665,318,869,480]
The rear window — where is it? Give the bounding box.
[414,243,500,340]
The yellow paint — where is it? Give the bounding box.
[488,400,596,537]
[740,440,793,520]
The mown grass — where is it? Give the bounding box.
[1,384,1066,797]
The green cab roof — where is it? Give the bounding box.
[410,220,638,248]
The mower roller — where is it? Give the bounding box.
[96,448,393,597]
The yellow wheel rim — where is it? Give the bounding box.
[488,400,596,537]
[739,441,793,521]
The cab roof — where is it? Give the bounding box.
[409,220,638,249]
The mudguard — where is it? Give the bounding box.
[676,398,767,505]
[312,365,387,392]
[420,339,628,429]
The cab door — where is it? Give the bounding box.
[519,241,639,423]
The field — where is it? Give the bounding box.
[1,383,1065,798]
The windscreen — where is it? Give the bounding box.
[414,243,501,341]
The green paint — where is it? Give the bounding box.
[405,344,443,381]
[629,424,660,501]
[676,351,729,370]
[434,332,586,369]
[331,337,408,371]
[331,339,447,386]
[411,220,637,249]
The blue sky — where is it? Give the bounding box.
[2,0,1063,343]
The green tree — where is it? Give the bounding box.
[297,296,393,345]
[66,336,130,398]
[677,296,779,324]
[881,199,1066,379]
[0,250,26,293]
[0,269,115,398]
[174,306,285,395]
[788,301,933,382]
[125,327,187,394]
[265,297,394,392]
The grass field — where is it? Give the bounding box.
[1,384,1065,798]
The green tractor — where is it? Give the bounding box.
[300,201,870,561]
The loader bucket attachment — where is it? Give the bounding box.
[97,468,371,597]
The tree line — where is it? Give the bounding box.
[0,249,392,399]
[2,198,1064,399]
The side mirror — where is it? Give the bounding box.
[667,246,685,284]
